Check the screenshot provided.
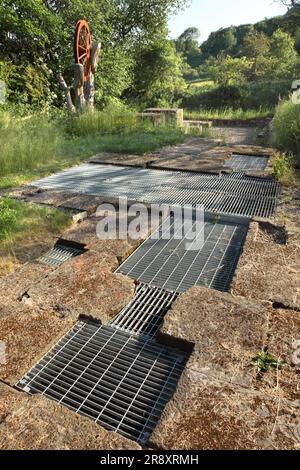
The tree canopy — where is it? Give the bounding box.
[0,0,187,106]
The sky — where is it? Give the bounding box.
[168,0,288,42]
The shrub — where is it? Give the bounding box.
[182,80,291,110]
[0,198,17,239]
[272,100,300,163]
[272,153,296,184]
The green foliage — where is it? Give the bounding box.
[183,80,291,110]
[175,27,202,70]
[128,38,187,107]
[205,29,297,88]
[0,105,188,188]
[200,5,300,61]
[252,352,288,373]
[0,197,71,245]
[67,107,140,137]
[207,56,252,86]
[295,27,300,53]
[273,100,300,162]
[0,198,17,239]
[272,153,296,184]
[0,0,187,107]
[201,27,238,59]
[184,107,273,121]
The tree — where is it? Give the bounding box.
[201,26,238,60]
[294,27,300,53]
[274,0,300,9]
[242,32,271,59]
[207,55,252,86]
[128,37,187,107]
[0,0,189,106]
[175,27,202,69]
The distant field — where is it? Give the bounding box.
[188,80,215,89]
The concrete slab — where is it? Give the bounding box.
[150,146,231,173]
[0,303,73,384]
[0,384,140,450]
[231,222,300,310]
[261,308,300,401]
[88,152,155,167]
[0,262,55,307]
[150,368,300,450]
[27,251,136,323]
[160,287,269,387]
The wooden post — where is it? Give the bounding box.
[58,42,101,114]
[58,74,76,114]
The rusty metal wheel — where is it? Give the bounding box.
[74,20,91,81]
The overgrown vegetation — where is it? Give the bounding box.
[0,106,187,189]
[184,107,273,121]
[272,152,297,184]
[0,197,71,275]
[0,197,70,242]
[0,0,187,109]
[272,100,300,162]
[183,80,291,111]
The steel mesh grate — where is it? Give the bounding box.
[38,241,85,266]
[225,154,269,171]
[31,163,280,219]
[110,284,178,339]
[16,321,187,445]
[117,213,249,293]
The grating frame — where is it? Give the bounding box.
[16,321,187,445]
[225,154,269,171]
[38,242,85,267]
[31,163,281,219]
[117,213,249,293]
[110,284,178,339]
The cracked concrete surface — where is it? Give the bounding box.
[0,383,141,450]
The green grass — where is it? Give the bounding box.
[0,107,188,189]
[272,153,296,185]
[184,107,274,122]
[0,197,71,275]
[0,197,71,242]
[273,101,300,164]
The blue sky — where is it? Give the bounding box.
[168,0,288,41]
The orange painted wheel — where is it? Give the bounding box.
[74,20,91,81]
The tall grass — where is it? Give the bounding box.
[0,106,187,188]
[273,101,300,164]
[67,107,141,137]
[184,107,273,121]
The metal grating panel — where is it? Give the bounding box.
[117,213,249,293]
[225,154,269,171]
[38,241,85,266]
[31,163,280,219]
[110,284,178,339]
[16,321,187,445]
